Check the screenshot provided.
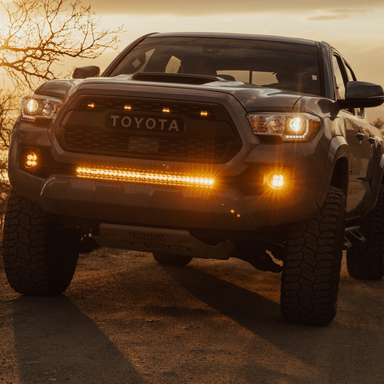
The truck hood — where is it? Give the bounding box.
[204,81,303,112]
[34,76,303,113]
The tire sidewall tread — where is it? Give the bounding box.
[2,190,79,296]
[346,185,384,280]
[281,186,345,326]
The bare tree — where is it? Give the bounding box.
[0,0,122,89]
[0,0,122,227]
[0,89,16,229]
[373,118,384,130]
[0,89,16,150]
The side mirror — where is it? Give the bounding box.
[338,81,384,109]
[72,66,100,79]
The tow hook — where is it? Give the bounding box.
[233,243,283,273]
[242,252,283,273]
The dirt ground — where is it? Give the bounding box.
[1,248,384,384]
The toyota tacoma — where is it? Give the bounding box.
[3,32,384,325]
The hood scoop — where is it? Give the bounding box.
[131,72,225,85]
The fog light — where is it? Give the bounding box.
[265,173,284,190]
[25,152,37,168]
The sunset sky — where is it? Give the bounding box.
[87,0,384,122]
[8,0,380,123]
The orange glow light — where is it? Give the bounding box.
[76,166,214,188]
[25,153,37,168]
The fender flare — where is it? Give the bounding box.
[365,136,384,212]
[317,136,349,208]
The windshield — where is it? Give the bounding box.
[109,36,322,96]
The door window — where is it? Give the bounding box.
[332,55,346,100]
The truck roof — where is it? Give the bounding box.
[146,31,320,47]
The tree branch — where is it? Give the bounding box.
[0,0,123,89]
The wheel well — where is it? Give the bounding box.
[329,157,348,195]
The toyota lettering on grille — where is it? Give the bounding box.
[107,113,185,133]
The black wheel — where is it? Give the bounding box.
[346,186,384,280]
[281,186,345,326]
[153,253,192,266]
[2,190,79,296]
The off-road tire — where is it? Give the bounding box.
[153,253,192,266]
[2,190,79,296]
[346,186,384,280]
[281,186,345,326]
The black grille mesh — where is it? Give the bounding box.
[64,127,227,160]
[59,96,240,164]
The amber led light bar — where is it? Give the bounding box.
[76,167,215,187]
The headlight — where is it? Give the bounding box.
[246,113,321,141]
[21,94,62,122]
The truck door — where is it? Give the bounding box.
[332,54,372,219]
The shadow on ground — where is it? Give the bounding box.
[11,295,145,384]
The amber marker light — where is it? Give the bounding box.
[76,166,215,188]
[25,152,37,168]
[200,111,208,117]
[124,105,132,110]
[162,108,171,113]
[87,103,95,109]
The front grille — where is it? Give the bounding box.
[57,96,241,164]
[64,127,226,160]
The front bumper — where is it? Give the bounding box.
[9,123,326,236]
